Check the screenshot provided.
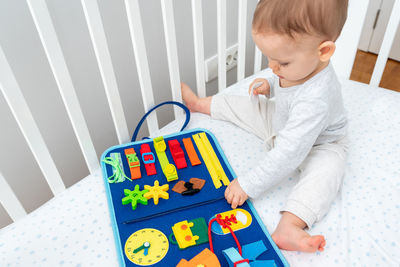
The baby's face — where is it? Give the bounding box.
[252,31,324,86]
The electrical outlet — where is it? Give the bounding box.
[204,43,238,82]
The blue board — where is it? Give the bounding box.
[101,128,289,267]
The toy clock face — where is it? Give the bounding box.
[124,228,169,266]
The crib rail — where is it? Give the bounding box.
[161,0,183,116]
[0,172,26,221]
[81,0,131,144]
[125,0,159,134]
[370,0,400,87]
[0,0,394,226]
[27,0,100,174]
[217,0,227,91]
[0,46,66,195]
[191,0,206,98]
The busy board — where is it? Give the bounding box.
[100,128,289,267]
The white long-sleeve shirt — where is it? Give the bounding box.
[239,63,347,198]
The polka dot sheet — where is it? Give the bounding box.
[1,72,399,266]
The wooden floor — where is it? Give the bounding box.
[350,50,400,92]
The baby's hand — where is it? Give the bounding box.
[248,78,270,96]
[224,178,248,209]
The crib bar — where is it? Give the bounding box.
[27,0,100,174]
[191,0,206,98]
[0,46,66,195]
[0,172,27,222]
[217,0,227,91]
[237,0,247,81]
[254,46,262,73]
[81,0,130,144]
[370,0,400,87]
[253,0,262,74]
[160,0,183,117]
[125,0,159,135]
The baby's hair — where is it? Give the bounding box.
[252,0,348,41]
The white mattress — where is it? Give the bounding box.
[1,72,400,267]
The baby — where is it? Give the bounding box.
[181,0,348,253]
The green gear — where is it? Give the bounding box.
[122,185,149,210]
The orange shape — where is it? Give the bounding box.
[172,181,186,194]
[125,148,141,179]
[190,178,206,190]
[176,248,221,267]
[182,138,201,166]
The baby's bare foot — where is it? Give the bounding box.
[181,82,199,112]
[272,223,326,253]
[272,212,326,253]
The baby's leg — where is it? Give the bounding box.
[272,139,347,252]
[181,82,212,115]
[182,83,274,142]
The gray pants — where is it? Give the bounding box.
[211,94,347,228]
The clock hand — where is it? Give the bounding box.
[133,241,151,255]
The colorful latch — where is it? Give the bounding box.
[169,217,209,250]
[140,143,157,176]
[153,136,178,182]
[192,132,230,189]
[124,148,141,179]
[168,139,187,169]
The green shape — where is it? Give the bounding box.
[189,217,209,245]
[102,153,131,183]
[154,137,169,170]
[122,185,149,210]
[153,136,178,182]
[126,153,140,167]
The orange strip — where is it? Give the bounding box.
[182,137,201,166]
[124,148,141,179]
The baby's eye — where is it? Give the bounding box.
[280,62,289,67]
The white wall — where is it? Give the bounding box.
[0,0,260,228]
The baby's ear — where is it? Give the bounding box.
[318,41,336,62]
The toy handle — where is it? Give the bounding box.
[131,101,191,142]
[168,232,178,245]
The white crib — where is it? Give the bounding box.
[1,0,400,266]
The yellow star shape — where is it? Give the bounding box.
[144,180,169,205]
